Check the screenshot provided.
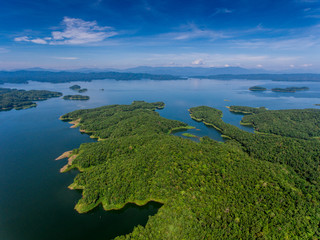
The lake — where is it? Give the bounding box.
[0,78,319,240]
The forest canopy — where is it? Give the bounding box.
[58,101,320,239]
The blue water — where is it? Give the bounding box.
[0,78,319,240]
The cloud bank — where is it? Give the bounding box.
[14,17,117,45]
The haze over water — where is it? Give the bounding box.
[0,78,319,240]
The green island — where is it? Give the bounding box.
[78,88,88,93]
[271,87,309,93]
[181,133,198,138]
[56,101,320,239]
[0,87,62,111]
[63,95,90,100]
[314,104,320,106]
[248,86,310,93]
[70,85,81,90]
[70,85,88,93]
[249,86,267,91]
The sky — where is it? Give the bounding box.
[1,0,320,71]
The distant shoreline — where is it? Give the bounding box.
[1,71,320,85]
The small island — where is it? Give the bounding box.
[182,133,198,138]
[249,86,310,93]
[0,88,62,111]
[70,85,88,93]
[315,104,320,106]
[78,88,88,93]
[271,87,309,93]
[69,85,81,91]
[62,95,90,100]
[249,86,267,91]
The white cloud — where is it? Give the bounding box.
[142,52,302,70]
[211,8,233,17]
[14,17,117,45]
[14,36,30,42]
[192,59,204,65]
[231,36,319,50]
[170,24,228,41]
[14,36,47,44]
[31,38,47,44]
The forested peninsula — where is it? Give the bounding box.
[0,87,62,111]
[57,101,319,239]
[229,106,320,139]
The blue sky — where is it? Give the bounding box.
[1,0,320,71]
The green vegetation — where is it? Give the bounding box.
[228,105,267,114]
[70,85,81,90]
[271,87,309,92]
[271,87,309,93]
[182,133,198,138]
[78,88,88,93]
[58,101,319,239]
[248,86,310,93]
[0,87,62,111]
[315,104,320,106]
[70,85,88,93]
[249,86,267,91]
[238,107,320,139]
[189,106,320,186]
[63,95,90,100]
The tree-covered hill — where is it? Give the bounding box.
[189,106,320,186]
[58,101,319,239]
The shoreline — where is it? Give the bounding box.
[75,194,165,213]
[59,154,78,173]
[55,150,78,172]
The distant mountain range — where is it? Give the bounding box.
[0,68,320,84]
[17,66,267,76]
[122,66,269,76]
[0,71,185,84]
[6,66,320,76]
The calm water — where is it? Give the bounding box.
[0,79,319,240]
